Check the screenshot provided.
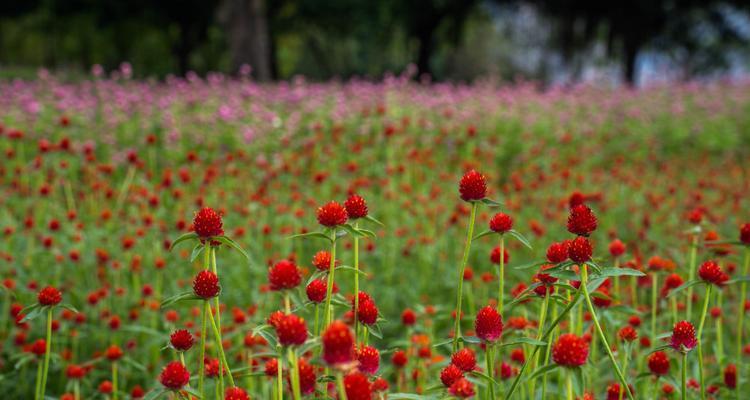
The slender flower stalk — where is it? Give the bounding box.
[336,373,348,400]
[453,202,478,352]
[736,247,750,399]
[498,236,505,310]
[324,229,338,327]
[651,272,659,343]
[529,290,550,397]
[686,233,699,319]
[353,220,360,342]
[485,344,496,400]
[696,284,712,400]
[198,301,209,397]
[681,353,688,400]
[39,308,53,399]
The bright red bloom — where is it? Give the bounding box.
[30,339,46,356]
[193,207,224,238]
[449,377,475,398]
[546,241,570,263]
[268,259,302,290]
[606,383,635,400]
[317,201,348,227]
[357,345,380,375]
[391,350,407,368]
[490,246,509,265]
[312,250,335,271]
[451,348,477,372]
[687,208,703,224]
[372,377,389,392]
[38,286,62,306]
[401,308,416,326]
[740,223,750,244]
[670,321,697,353]
[459,170,486,201]
[98,381,113,394]
[274,314,308,346]
[344,194,368,219]
[552,333,589,367]
[264,358,278,376]
[224,387,250,400]
[648,351,670,376]
[159,361,190,390]
[489,213,513,233]
[298,358,317,395]
[567,204,597,236]
[170,329,194,351]
[356,297,379,326]
[475,305,503,342]
[724,364,737,389]
[698,260,728,286]
[440,364,464,387]
[662,273,684,296]
[618,326,638,342]
[322,320,355,366]
[66,364,86,379]
[609,239,626,257]
[105,345,124,361]
[306,279,327,303]
[568,236,593,263]
[344,372,372,400]
[193,270,220,299]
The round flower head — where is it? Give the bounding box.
[170,329,194,351]
[459,170,486,201]
[225,387,250,400]
[391,350,407,368]
[105,345,124,361]
[30,339,47,356]
[698,260,729,286]
[159,361,190,390]
[312,250,335,271]
[670,321,697,353]
[38,286,62,306]
[547,241,570,263]
[193,207,224,238]
[451,348,477,372]
[401,308,416,326]
[440,364,464,387]
[489,213,513,233]
[264,358,278,376]
[344,194,368,219]
[648,351,670,376]
[618,325,638,342]
[317,201,348,227]
[344,372,372,400]
[193,270,220,299]
[609,239,626,257]
[274,314,308,347]
[449,377,476,398]
[268,259,302,291]
[567,204,597,236]
[662,273,684,296]
[297,358,317,395]
[322,320,355,366]
[724,364,737,389]
[357,345,380,375]
[740,223,750,245]
[475,305,503,342]
[552,333,589,367]
[356,297,379,326]
[306,279,327,303]
[568,236,593,263]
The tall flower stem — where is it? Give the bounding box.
[39,308,53,399]
[336,372,348,400]
[696,283,712,400]
[34,359,43,400]
[112,362,118,400]
[681,353,688,400]
[736,247,750,400]
[276,348,284,400]
[453,202,478,352]
[686,233,698,319]
[353,221,360,343]
[530,291,550,397]
[208,305,235,388]
[651,273,659,343]
[497,236,505,310]
[198,301,209,397]
[324,230,338,327]
[581,265,634,400]
[486,344,496,400]
[288,348,302,400]
[566,372,574,400]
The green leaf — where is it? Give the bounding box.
[161,291,202,308]
[288,231,333,242]
[183,386,203,398]
[524,363,559,382]
[387,394,437,400]
[363,215,384,227]
[572,367,584,396]
[340,224,364,238]
[471,370,500,387]
[499,337,547,348]
[20,305,47,322]
[508,230,533,250]
[122,356,147,372]
[60,303,79,313]
[596,267,645,278]
[549,270,579,281]
[725,276,750,285]
[472,230,496,241]
[337,265,367,275]
[461,336,481,344]
[666,280,704,298]
[142,387,167,400]
[20,303,41,315]
[214,236,251,261]
[367,324,383,339]
[170,232,198,251]
[357,228,377,238]
[190,243,205,263]
[479,198,503,207]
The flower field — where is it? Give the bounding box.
[1,74,750,400]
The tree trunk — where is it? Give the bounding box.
[223,0,272,81]
[623,39,639,86]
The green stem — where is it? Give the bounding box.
[651,273,658,344]
[453,202,478,352]
[324,230,337,328]
[208,304,235,388]
[313,304,320,337]
[736,247,749,400]
[112,362,118,400]
[486,345,496,400]
[566,372,573,400]
[581,264,634,400]
[336,372,348,400]
[696,283,712,400]
[498,236,505,310]
[353,221,360,344]
[529,290,550,397]
[34,360,43,400]
[198,301,209,397]
[277,350,284,400]
[686,233,698,319]
[289,348,302,400]
[40,308,53,399]
[682,353,688,400]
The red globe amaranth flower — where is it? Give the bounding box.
[30,339,47,356]
[670,321,697,353]
[475,305,503,342]
[740,223,750,244]
[547,241,570,263]
[372,377,389,392]
[268,259,302,290]
[401,308,416,326]
[458,170,486,201]
[193,270,220,299]
[356,297,379,326]
[193,207,224,238]
[224,387,250,400]
[552,333,589,367]
[312,250,335,271]
[264,358,278,376]
[391,350,408,368]
[322,320,355,366]
[306,279,327,303]
[724,364,737,389]
[267,310,285,328]
[609,239,626,257]
[662,273,684,296]
[66,364,86,379]
[451,348,477,372]
[687,208,703,224]
[317,201,348,227]
[298,358,317,395]
[105,345,124,361]
[618,326,638,342]
[38,286,62,306]
[648,351,670,376]
[344,194,368,219]
[567,204,597,236]
[568,236,593,263]
[159,361,190,390]
[274,314,308,347]
[606,383,635,400]
[698,260,729,286]
[170,329,194,351]
[344,371,372,400]
[440,364,464,387]
[449,377,476,398]
[99,381,113,394]
[131,385,145,399]
[489,213,513,233]
[357,345,380,375]
[490,246,509,265]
